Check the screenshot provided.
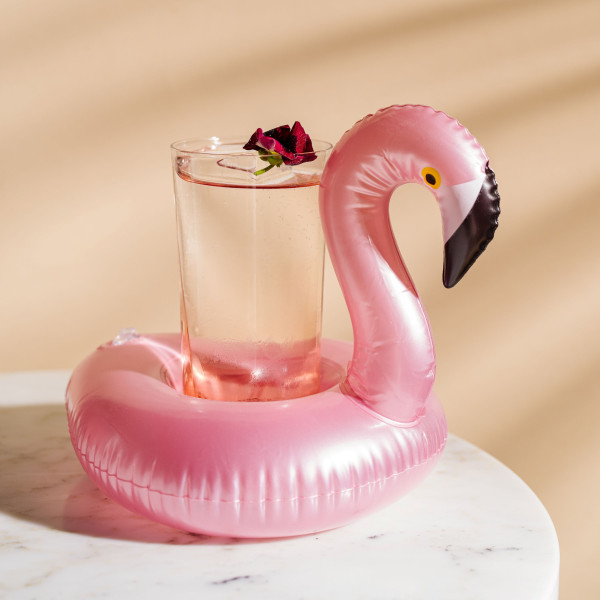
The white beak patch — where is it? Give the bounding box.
[438,173,486,244]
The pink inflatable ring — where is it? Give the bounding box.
[66,105,500,538]
[67,335,446,538]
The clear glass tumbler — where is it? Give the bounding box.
[171,137,331,401]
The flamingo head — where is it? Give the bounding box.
[406,107,500,288]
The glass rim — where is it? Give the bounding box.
[170,136,332,157]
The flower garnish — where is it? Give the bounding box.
[243,121,317,176]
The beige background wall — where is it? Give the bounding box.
[1,0,599,597]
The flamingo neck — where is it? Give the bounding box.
[320,143,435,424]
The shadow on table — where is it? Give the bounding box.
[0,403,270,546]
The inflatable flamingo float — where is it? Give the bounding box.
[67,105,500,537]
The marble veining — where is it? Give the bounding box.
[0,371,559,600]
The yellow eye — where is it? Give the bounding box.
[421,167,441,189]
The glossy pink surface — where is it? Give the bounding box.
[67,335,446,537]
[320,105,491,424]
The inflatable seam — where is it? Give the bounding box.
[73,439,446,505]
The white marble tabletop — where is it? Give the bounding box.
[0,370,559,600]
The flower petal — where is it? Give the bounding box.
[243,128,263,151]
[244,122,317,170]
[283,121,316,165]
[263,125,291,144]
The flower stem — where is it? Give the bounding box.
[254,164,275,176]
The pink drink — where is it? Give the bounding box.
[172,140,329,401]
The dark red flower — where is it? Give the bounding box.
[244,121,317,175]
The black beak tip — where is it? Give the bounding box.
[442,268,459,289]
[443,163,500,288]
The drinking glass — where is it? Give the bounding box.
[171,137,331,401]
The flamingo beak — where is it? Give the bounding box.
[442,163,500,288]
